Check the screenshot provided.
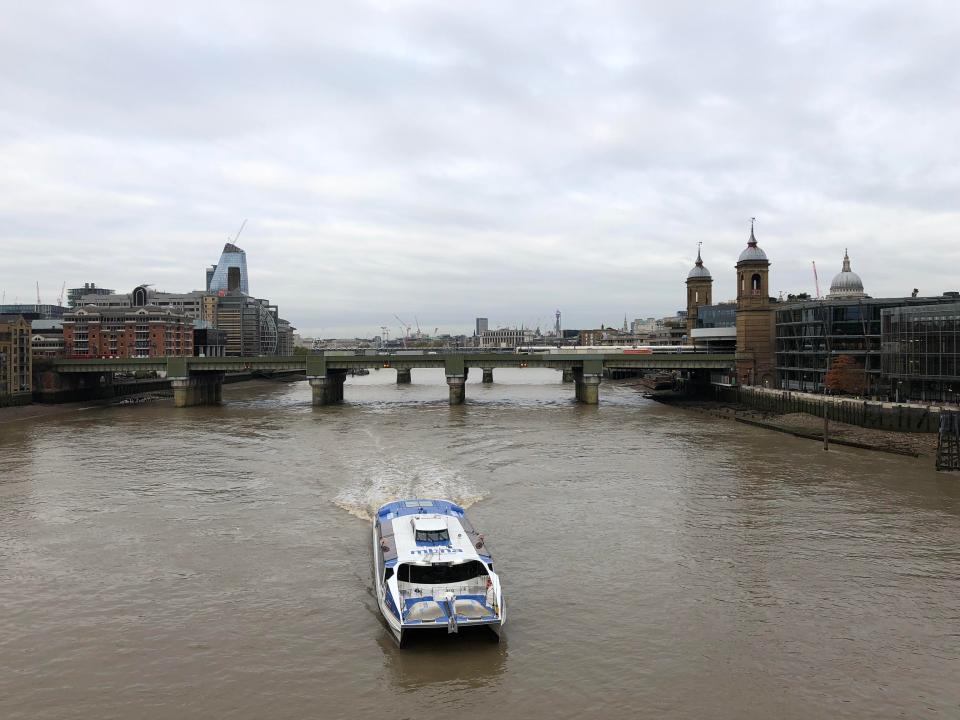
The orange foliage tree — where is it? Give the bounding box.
[825,354,866,395]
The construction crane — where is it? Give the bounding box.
[57,281,66,307]
[812,261,821,299]
[36,282,41,304]
[231,219,247,245]
[414,316,422,338]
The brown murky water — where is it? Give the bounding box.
[1,369,958,719]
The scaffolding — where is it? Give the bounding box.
[936,411,960,471]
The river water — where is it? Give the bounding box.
[1,369,957,719]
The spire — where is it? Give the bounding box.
[695,241,703,267]
[842,248,851,272]
[748,217,757,247]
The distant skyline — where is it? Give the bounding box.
[2,1,959,337]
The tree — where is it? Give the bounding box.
[825,354,866,396]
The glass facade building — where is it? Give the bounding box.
[207,243,249,295]
[881,302,960,403]
[776,296,959,395]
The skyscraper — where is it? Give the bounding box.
[207,243,249,295]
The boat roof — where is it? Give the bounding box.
[376,499,492,567]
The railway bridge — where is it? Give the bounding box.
[49,352,735,407]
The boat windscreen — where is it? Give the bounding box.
[399,560,488,585]
[415,529,449,543]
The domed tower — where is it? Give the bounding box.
[826,249,866,299]
[685,244,712,339]
[735,220,776,386]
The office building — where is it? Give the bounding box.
[207,243,250,294]
[0,304,66,321]
[881,301,960,403]
[0,315,32,404]
[30,320,65,358]
[67,283,114,308]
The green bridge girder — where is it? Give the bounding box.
[52,352,735,376]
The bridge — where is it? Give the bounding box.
[49,352,735,407]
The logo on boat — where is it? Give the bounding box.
[410,547,463,555]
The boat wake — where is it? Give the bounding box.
[335,454,486,521]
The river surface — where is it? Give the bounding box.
[1,369,958,719]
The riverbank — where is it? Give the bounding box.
[654,397,938,458]
[0,375,306,425]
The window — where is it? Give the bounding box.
[399,560,488,584]
[415,529,450,543]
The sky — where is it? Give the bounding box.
[2,0,959,338]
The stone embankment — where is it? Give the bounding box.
[655,397,937,458]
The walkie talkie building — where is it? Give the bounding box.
[206,243,249,295]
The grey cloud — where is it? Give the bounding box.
[2,1,959,336]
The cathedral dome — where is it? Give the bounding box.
[738,225,768,263]
[827,250,865,298]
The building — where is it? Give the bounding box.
[475,318,489,336]
[215,292,280,356]
[690,303,737,352]
[193,326,227,357]
[735,223,776,386]
[77,285,214,324]
[276,319,295,356]
[30,319,65,358]
[63,306,193,358]
[631,317,657,335]
[207,243,250,295]
[0,315,32,404]
[685,246,713,338]
[881,301,960,403]
[0,304,66,321]
[67,283,113,308]
[478,327,535,348]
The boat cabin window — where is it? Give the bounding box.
[415,528,449,543]
[383,567,394,582]
[398,560,488,585]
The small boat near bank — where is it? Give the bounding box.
[373,499,505,646]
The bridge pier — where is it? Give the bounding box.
[308,372,346,406]
[446,374,466,405]
[561,368,574,383]
[396,368,412,384]
[170,372,224,408]
[481,367,494,384]
[574,373,601,405]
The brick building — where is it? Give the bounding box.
[0,314,33,404]
[63,306,193,358]
[735,223,777,386]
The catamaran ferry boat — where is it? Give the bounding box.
[373,499,505,645]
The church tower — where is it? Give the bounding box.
[735,220,776,386]
[685,244,712,340]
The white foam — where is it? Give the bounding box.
[334,453,486,521]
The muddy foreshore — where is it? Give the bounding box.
[649,395,939,459]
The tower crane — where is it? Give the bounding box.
[812,261,821,299]
[57,281,66,307]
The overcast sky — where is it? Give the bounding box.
[2,1,959,337]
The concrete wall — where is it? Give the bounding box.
[719,385,945,433]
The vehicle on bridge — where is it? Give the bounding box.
[373,499,504,646]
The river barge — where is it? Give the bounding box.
[373,499,505,646]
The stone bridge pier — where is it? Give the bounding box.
[396,368,412,384]
[170,372,224,407]
[481,367,494,384]
[308,370,347,406]
[572,364,602,405]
